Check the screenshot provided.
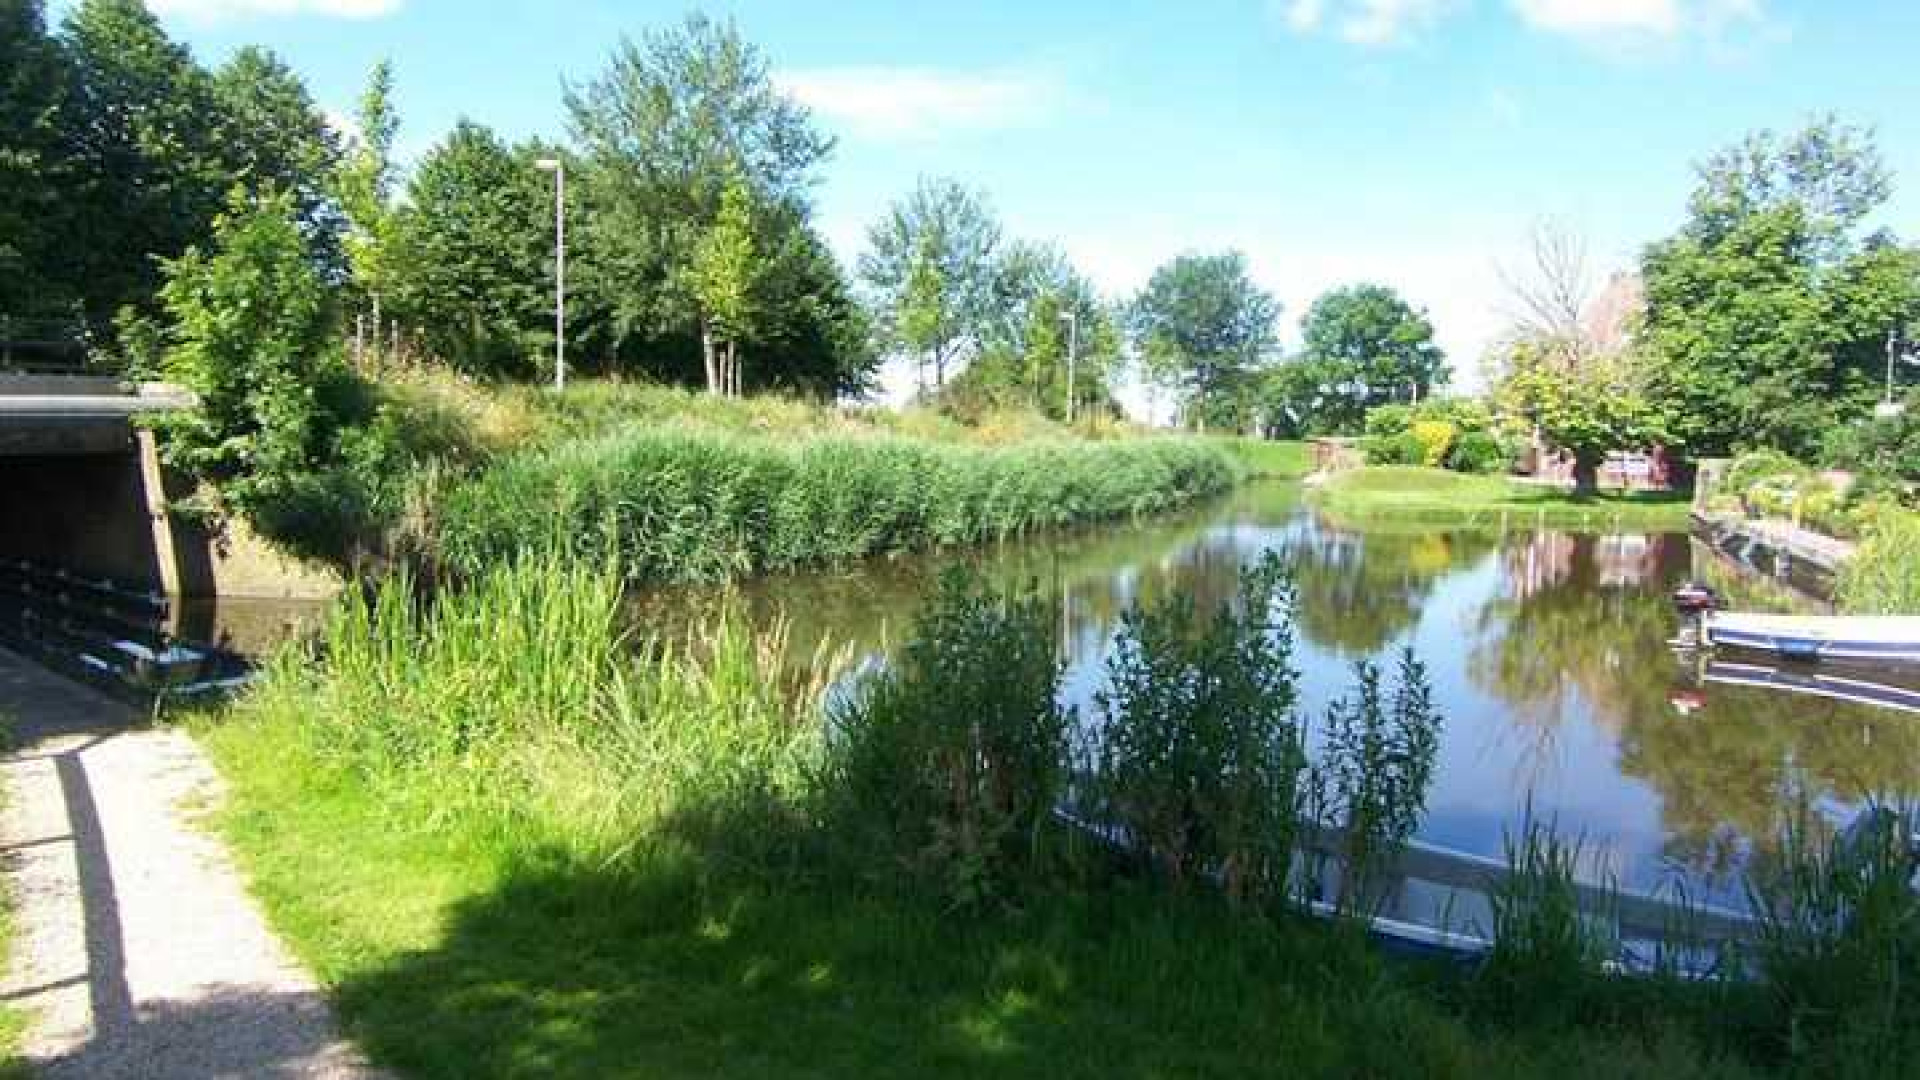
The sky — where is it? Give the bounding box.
[131,0,1920,394]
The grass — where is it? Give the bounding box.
[433,427,1240,584]
[1312,466,1693,529]
[1214,437,1312,479]
[1836,508,1920,614]
[191,558,1790,1078]
[0,716,30,1080]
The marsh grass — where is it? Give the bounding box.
[1835,509,1920,614]
[434,426,1240,583]
[1476,816,1620,1026]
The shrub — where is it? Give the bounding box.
[1822,395,1920,505]
[1091,553,1310,906]
[1317,650,1443,916]
[1361,430,1427,466]
[821,571,1068,907]
[1409,420,1457,468]
[1446,429,1512,475]
[1725,450,1809,503]
[1363,404,1416,441]
[1476,817,1617,1027]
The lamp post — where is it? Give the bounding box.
[1059,308,1079,425]
[535,157,567,391]
[1879,329,1916,420]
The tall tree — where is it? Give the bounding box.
[1127,252,1279,431]
[859,176,1002,392]
[1295,283,1448,433]
[566,14,833,384]
[951,241,1119,418]
[685,174,760,395]
[0,0,78,318]
[61,0,225,323]
[1496,341,1664,496]
[1641,117,1920,459]
[336,59,400,337]
[387,121,552,377]
[211,46,343,273]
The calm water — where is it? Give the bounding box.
[638,480,1920,910]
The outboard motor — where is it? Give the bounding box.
[1672,582,1718,615]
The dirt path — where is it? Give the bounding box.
[0,647,381,1079]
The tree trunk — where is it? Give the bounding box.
[701,320,720,396]
[1572,451,1601,498]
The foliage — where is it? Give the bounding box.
[1361,401,1510,473]
[1836,509,1920,615]
[1745,805,1920,1073]
[685,172,761,394]
[1496,341,1665,494]
[859,176,1004,392]
[144,188,339,522]
[1477,818,1617,1027]
[1822,393,1920,504]
[1317,650,1442,916]
[435,426,1241,583]
[1640,117,1920,459]
[939,240,1123,421]
[0,0,82,318]
[823,571,1068,907]
[210,46,343,274]
[1128,252,1280,431]
[1723,449,1810,500]
[387,122,554,377]
[1447,429,1513,475]
[1293,283,1448,433]
[1091,554,1309,905]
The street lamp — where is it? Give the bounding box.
[535,157,567,391]
[1058,308,1079,425]
[1877,328,1917,420]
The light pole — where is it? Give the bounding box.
[1059,308,1079,425]
[535,157,567,391]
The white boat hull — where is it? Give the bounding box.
[1704,613,1920,665]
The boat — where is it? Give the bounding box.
[1702,612,1920,665]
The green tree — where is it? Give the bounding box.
[859,176,1002,392]
[1496,341,1664,495]
[60,0,226,323]
[1127,251,1279,432]
[1641,117,1920,458]
[211,46,343,273]
[146,187,338,519]
[0,0,79,317]
[567,14,833,382]
[336,59,400,338]
[1296,283,1447,433]
[387,121,552,377]
[951,241,1119,419]
[685,174,760,396]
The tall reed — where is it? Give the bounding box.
[433,426,1241,583]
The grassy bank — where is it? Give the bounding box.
[1837,509,1920,614]
[434,428,1239,583]
[1312,466,1692,529]
[192,558,1895,1079]
[1214,437,1312,479]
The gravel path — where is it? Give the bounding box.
[0,647,383,1079]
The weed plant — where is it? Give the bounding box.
[1318,650,1443,916]
[1476,816,1618,1026]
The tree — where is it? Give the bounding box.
[0,0,79,317]
[567,14,833,383]
[1498,219,1595,360]
[952,241,1120,419]
[859,176,1002,392]
[387,121,552,377]
[336,59,400,338]
[60,0,226,323]
[685,174,760,395]
[1640,117,1920,459]
[1496,341,1664,495]
[211,46,343,274]
[1127,252,1279,431]
[1295,283,1447,433]
[146,187,338,518]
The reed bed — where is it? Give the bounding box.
[432,427,1240,583]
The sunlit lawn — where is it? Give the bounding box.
[1314,466,1693,529]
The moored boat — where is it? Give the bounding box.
[1703,612,1920,665]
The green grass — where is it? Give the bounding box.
[1312,466,1693,529]
[1836,508,1920,614]
[1214,437,1312,479]
[192,560,1777,1079]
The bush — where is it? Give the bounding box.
[1361,430,1427,466]
[1091,553,1310,906]
[1409,420,1457,468]
[1837,508,1920,614]
[1822,394,1920,505]
[435,428,1241,583]
[1317,651,1443,916]
[822,571,1067,907]
[1724,450,1809,503]
[1446,429,1512,474]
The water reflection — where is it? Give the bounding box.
[633,482,1920,907]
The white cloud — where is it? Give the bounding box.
[1509,0,1765,42]
[778,67,1062,142]
[1276,0,1453,46]
[149,0,400,20]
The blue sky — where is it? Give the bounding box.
[141,0,1920,385]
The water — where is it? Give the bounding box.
[638,480,1920,912]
